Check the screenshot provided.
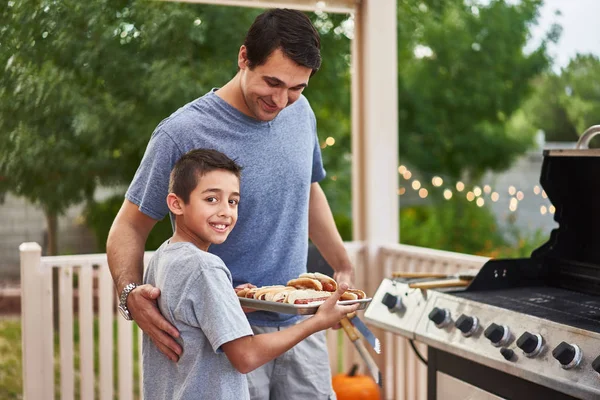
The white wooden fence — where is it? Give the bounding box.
[20,241,488,400]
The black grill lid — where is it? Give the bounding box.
[467,126,600,296]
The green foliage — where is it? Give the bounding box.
[85,195,172,251]
[399,195,547,258]
[517,54,600,143]
[397,0,555,180]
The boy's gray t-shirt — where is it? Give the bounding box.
[143,241,253,400]
[126,89,326,326]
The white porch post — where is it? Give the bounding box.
[352,0,399,246]
[20,242,54,400]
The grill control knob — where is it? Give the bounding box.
[516,332,543,357]
[428,307,451,328]
[500,348,515,361]
[552,342,582,369]
[592,355,600,374]
[381,293,403,312]
[455,314,479,337]
[484,323,511,347]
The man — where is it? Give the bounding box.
[107,8,354,399]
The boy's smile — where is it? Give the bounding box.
[170,169,240,251]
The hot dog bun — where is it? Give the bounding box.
[299,272,338,292]
[286,277,323,291]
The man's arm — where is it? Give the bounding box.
[307,182,354,286]
[107,199,182,361]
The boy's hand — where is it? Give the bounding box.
[313,283,360,331]
[234,283,256,293]
[234,283,257,313]
[128,284,182,362]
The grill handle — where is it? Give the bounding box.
[576,125,600,149]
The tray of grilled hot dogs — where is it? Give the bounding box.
[237,272,371,315]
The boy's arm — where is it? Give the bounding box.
[221,284,359,374]
[107,199,182,361]
[308,182,354,286]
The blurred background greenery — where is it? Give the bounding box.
[2,0,600,261]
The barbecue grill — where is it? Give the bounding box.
[365,126,600,399]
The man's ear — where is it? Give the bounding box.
[167,193,184,215]
[238,45,249,70]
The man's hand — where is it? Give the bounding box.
[128,284,182,362]
[333,268,355,289]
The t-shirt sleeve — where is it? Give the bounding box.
[309,109,327,183]
[178,262,253,354]
[125,129,183,220]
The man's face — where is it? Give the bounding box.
[179,169,240,250]
[238,46,312,121]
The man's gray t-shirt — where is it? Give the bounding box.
[143,241,254,400]
[126,89,326,326]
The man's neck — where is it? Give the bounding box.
[215,74,253,118]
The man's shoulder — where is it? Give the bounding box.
[156,92,217,134]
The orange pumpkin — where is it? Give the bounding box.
[332,364,381,400]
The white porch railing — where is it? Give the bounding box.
[20,241,489,400]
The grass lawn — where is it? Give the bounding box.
[0,316,140,400]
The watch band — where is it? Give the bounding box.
[118,283,138,321]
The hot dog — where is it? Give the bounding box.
[340,288,366,301]
[299,272,338,292]
[285,289,332,305]
[286,277,323,291]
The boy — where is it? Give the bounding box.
[142,149,358,400]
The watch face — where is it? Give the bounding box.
[118,305,131,320]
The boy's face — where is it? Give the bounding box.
[238,47,312,122]
[178,169,240,250]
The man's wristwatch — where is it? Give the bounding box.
[118,283,138,321]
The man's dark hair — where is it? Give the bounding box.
[169,149,243,204]
[244,8,321,75]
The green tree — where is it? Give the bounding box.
[0,1,353,250]
[397,0,557,181]
[512,54,600,144]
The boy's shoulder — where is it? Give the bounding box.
[153,241,228,273]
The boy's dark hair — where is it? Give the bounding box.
[169,149,242,204]
[244,8,321,75]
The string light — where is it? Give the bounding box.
[516,191,524,201]
[325,137,335,146]
[394,165,556,215]
[432,176,443,187]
